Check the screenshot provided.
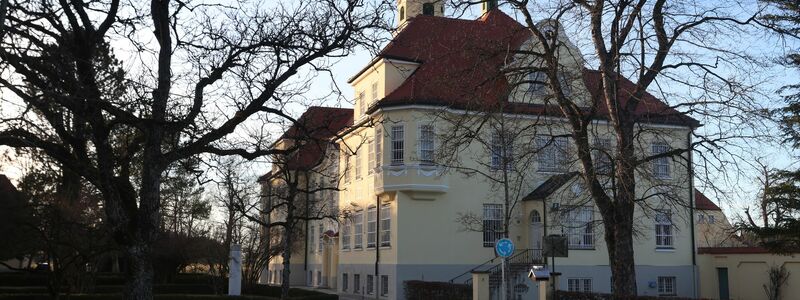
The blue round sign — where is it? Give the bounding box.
[495,238,515,257]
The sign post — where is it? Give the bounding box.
[495,238,514,300]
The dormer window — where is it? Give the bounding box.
[422,3,434,16]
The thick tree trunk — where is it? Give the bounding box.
[280,224,294,300]
[124,241,155,300]
[607,215,637,296]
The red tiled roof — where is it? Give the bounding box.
[368,11,699,127]
[695,189,722,211]
[259,107,353,182]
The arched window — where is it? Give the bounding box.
[422,3,435,16]
[530,210,541,223]
[399,6,405,21]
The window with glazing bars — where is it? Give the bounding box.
[593,138,612,174]
[341,220,351,250]
[491,131,513,170]
[657,276,676,296]
[354,211,363,249]
[367,275,374,294]
[355,149,361,179]
[358,91,365,117]
[536,136,569,172]
[368,140,375,175]
[418,124,435,165]
[380,275,389,296]
[380,204,391,246]
[483,204,503,247]
[391,125,404,165]
[567,278,592,292]
[565,206,594,249]
[375,128,383,172]
[656,210,673,248]
[367,206,377,248]
[651,142,671,179]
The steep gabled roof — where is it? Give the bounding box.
[366,11,699,127]
[695,189,722,211]
[522,172,579,201]
[259,107,353,182]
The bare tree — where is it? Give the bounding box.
[0,1,387,299]
[430,0,776,296]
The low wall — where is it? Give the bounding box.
[697,247,800,300]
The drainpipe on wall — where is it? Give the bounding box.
[687,130,698,298]
[375,195,381,300]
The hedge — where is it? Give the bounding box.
[403,280,471,300]
[0,294,335,300]
[556,291,711,300]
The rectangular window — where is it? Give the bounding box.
[344,151,352,183]
[708,215,716,224]
[491,131,513,170]
[658,276,676,296]
[482,204,504,247]
[593,138,612,175]
[372,82,379,102]
[368,140,375,175]
[309,226,315,254]
[656,210,674,248]
[359,91,366,117]
[418,124,435,165]
[342,220,351,250]
[697,213,706,224]
[375,128,383,172]
[318,224,324,252]
[528,71,546,94]
[380,204,391,247]
[391,125,404,165]
[355,149,362,179]
[536,136,569,172]
[567,278,592,292]
[354,211,363,249]
[354,274,361,293]
[367,206,377,248]
[367,274,374,295]
[565,206,594,249]
[342,273,348,291]
[652,142,671,179]
[381,275,389,296]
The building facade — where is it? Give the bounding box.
[262,2,703,299]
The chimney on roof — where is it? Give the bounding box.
[481,0,498,15]
[397,0,444,29]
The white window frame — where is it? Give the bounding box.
[309,225,315,254]
[341,219,351,250]
[371,82,379,103]
[567,278,592,292]
[344,151,352,183]
[380,275,389,296]
[565,206,594,249]
[482,204,504,247]
[367,274,374,295]
[368,139,375,175]
[490,131,513,170]
[355,149,362,179]
[380,204,391,247]
[651,142,671,179]
[418,124,435,165]
[375,128,383,172]
[318,224,324,252]
[354,274,361,293]
[536,136,569,173]
[354,210,363,249]
[657,276,676,296]
[342,273,348,291]
[358,91,366,118]
[367,206,377,248]
[656,210,674,248]
[391,125,404,165]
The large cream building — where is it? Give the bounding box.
[260,1,709,299]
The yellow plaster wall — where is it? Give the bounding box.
[698,252,800,300]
